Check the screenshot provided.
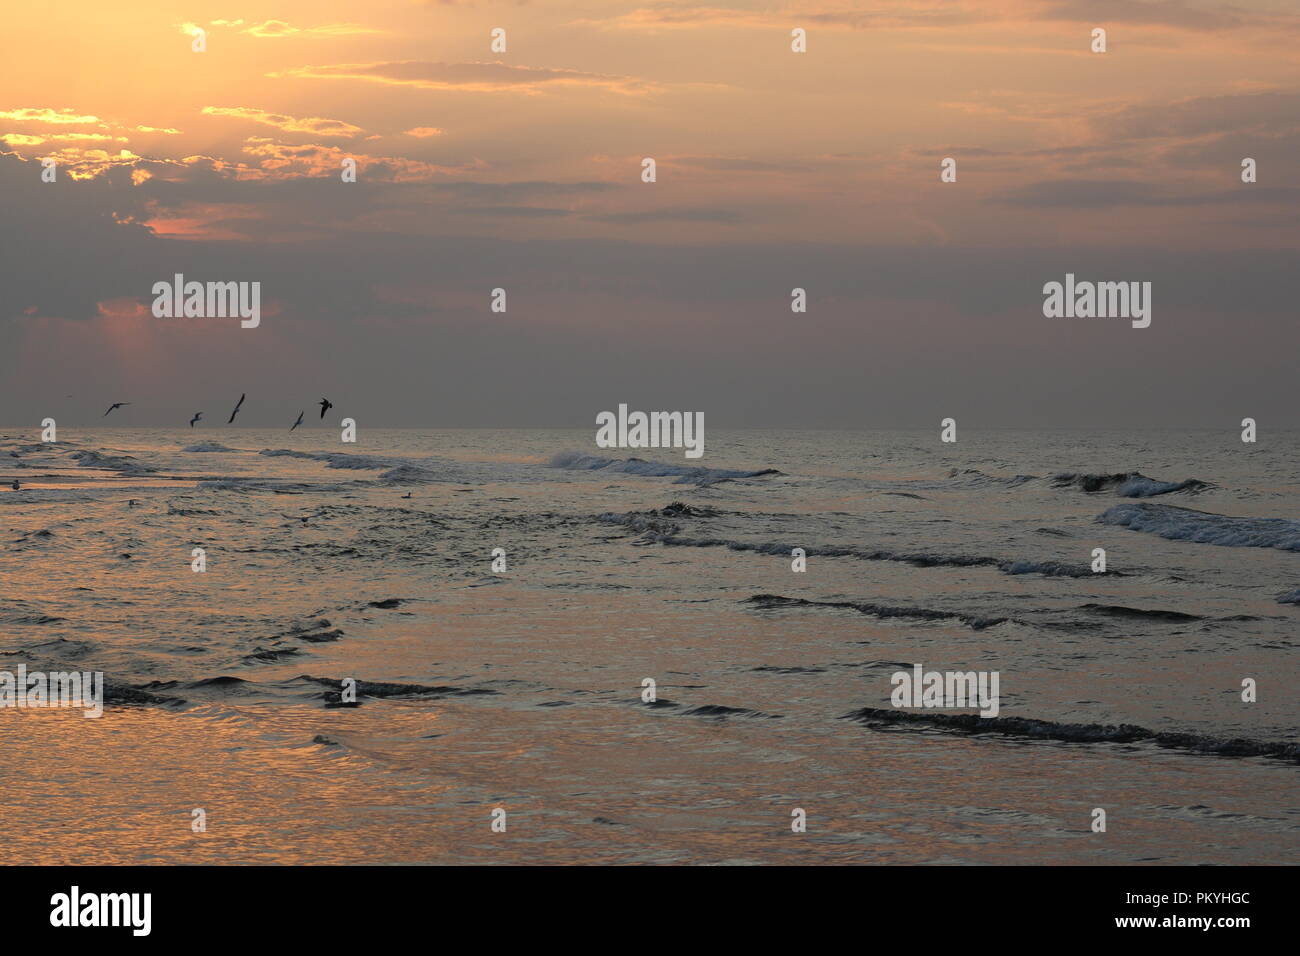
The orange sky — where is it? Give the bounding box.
[1,1,1297,427]
[4,0,1296,244]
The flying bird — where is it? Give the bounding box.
[189,412,203,428]
[103,402,130,416]
[290,410,304,431]
[227,393,246,424]
[318,398,333,419]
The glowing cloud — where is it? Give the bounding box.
[0,107,103,125]
[201,106,363,137]
[270,61,656,96]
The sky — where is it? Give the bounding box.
[1,0,1297,429]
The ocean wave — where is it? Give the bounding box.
[4,442,61,454]
[1078,603,1202,622]
[242,646,304,664]
[276,618,344,643]
[104,681,184,706]
[260,448,398,470]
[681,703,782,719]
[298,675,500,704]
[946,468,1036,487]
[181,441,239,453]
[747,594,1013,629]
[1098,502,1300,551]
[953,467,1209,497]
[166,502,224,516]
[842,707,1300,764]
[378,463,443,483]
[550,450,780,487]
[0,608,66,625]
[599,508,1104,578]
[1277,589,1300,605]
[70,449,154,474]
[198,478,355,494]
[1052,471,1210,497]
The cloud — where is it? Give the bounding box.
[591,206,747,224]
[0,107,103,125]
[1038,0,1254,31]
[454,206,574,218]
[671,156,810,173]
[577,0,1294,35]
[22,147,142,180]
[201,106,364,138]
[576,1,995,32]
[1,132,127,146]
[999,178,1300,208]
[270,60,656,95]
[1,147,1296,430]
[218,19,385,38]
[181,138,485,182]
[403,127,444,138]
[1093,89,1300,141]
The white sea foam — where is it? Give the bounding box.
[1099,502,1300,551]
[549,450,779,486]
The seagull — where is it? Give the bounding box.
[318,398,333,419]
[103,402,130,416]
[290,410,304,431]
[189,412,203,428]
[227,393,246,424]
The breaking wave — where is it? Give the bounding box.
[1052,472,1210,497]
[550,450,780,487]
[1099,503,1300,551]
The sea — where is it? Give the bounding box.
[1,426,1296,864]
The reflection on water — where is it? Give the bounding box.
[1,427,1297,863]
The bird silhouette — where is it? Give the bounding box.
[290,410,304,431]
[227,393,246,424]
[318,398,333,419]
[189,412,203,428]
[103,402,130,416]
[10,480,18,491]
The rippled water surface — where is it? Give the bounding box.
[1,427,1296,863]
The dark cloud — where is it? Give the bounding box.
[1039,0,1250,31]
[590,207,747,224]
[1,151,1296,429]
[1094,89,1300,140]
[999,178,1300,208]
